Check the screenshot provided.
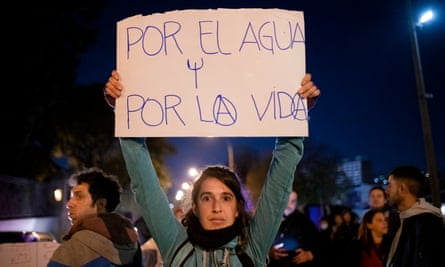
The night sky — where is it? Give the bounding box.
[76,0,445,184]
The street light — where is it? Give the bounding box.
[188,167,199,179]
[417,10,433,26]
[406,1,440,207]
[53,188,63,202]
[175,167,198,202]
[227,141,234,170]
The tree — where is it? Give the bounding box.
[294,140,353,206]
[46,83,175,189]
[239,147,268,209]
[2,3,176,191]
[3,2,106,178]
[243,138,352,208]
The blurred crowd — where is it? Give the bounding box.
[137,182,444,267]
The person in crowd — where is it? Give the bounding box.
[340,208,359,238]
[104,70,320,266]
[385,165,445,267]
[357,209,391,267]
[141,238,163,267]
[318,216,330,233]
[47,167,141,267]
[317,215,334,267]
[268,190,321,267]
[365,185,399,242]
[331,208,359,267]
[329,212,343,241]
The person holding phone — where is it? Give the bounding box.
[268,191,321,267]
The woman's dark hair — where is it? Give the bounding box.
[69,167,122,212]
[182,165,252,250]
[358,209,385,255]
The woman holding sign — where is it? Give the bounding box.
[105,70,320,266]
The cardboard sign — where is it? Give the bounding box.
[115,8,307,137]
[0,242,59,267]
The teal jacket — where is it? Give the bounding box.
[120,137,304,266]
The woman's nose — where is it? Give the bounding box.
[212,200,222,213]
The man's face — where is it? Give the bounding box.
[386,175,402,207]
[193,177,239,230]
[284,191,297,217]
[369,189,386,209]
[66,183,97,224]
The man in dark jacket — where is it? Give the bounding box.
[268,191,321,267]
[385,165,445,267]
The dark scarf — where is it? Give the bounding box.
[187,215,243,250]
[178,216,254,267]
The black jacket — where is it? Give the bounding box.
[268,209,321,267]
[389,212,445,267]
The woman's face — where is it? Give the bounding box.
[193,177,239,230]
[334,214,343,225]
[367,211,388,236]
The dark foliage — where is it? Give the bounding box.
[3,2,106,179]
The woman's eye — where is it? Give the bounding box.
[223,196,232,201]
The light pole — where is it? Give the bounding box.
[406,0,440,207]
[227,141,234,170]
